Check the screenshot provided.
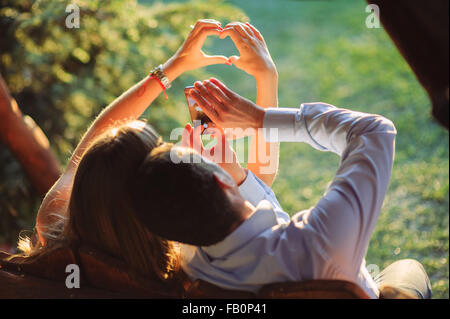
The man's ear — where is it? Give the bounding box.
[213,171,235,191]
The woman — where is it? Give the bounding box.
[16,19,279,293]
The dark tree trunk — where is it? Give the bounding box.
[0,75,61,196]
[368,0,449,129]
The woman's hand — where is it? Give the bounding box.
[220,22,277,79]
[164,19,230,78]
[181,123,247,185]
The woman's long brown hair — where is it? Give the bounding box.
[17,121,179,284]
[66,122,179,282]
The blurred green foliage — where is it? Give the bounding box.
[0,0,246,245]
[0,0,448,299]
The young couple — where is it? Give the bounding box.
[29,19,431,299]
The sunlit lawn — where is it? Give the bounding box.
[153,0,449,298]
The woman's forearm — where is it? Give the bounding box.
[65,58,183,172]
[247,71,279,186]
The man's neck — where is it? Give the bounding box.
[228,200,256,234]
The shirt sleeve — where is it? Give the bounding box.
[264,102,397,279]
[238,169,267,207]
[238,169,289,222]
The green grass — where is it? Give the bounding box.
[181,0,448,298]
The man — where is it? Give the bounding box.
[187,78,433,299]
[133,76,431,298]
[132,23,431,299]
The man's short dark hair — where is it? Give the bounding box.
[131,144,240,246]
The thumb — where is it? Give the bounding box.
[203,54,229,66]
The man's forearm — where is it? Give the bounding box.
[262,103,396,155]
[247,72,279,186]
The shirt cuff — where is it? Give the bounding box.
[238,170,267,207]
[262,107,302,142]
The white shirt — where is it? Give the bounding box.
[181,102,397,299]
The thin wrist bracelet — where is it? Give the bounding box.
[150,64,171,90]
[137,64,171,99]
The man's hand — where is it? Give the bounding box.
[220,22,277,79]
[190,78,266,131]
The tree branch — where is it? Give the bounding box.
[0,74,61,196]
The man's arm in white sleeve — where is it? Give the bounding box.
[238,169,284,213]
[263,102,397,278]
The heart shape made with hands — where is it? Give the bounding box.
[202,34,240,66]
[189,21,259,70]
[193,20,270,79]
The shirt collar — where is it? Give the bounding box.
[201,200,279,258]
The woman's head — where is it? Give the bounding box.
[66,120,178,281]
